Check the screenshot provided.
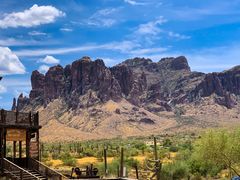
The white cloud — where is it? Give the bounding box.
[0,38,37,46]
[168,31,191,40]
[87,8,119,27]
[124,0,146,5]
[136,16,167,35]
[60,28,73,32]
[0,38,57,47]
[38,65,50,74]
[15,41,139,57]
[28,31,47,36]
[130,47,168,55]
[40,55,60,64]
[0,84,7,93]
[0,47,25,75]
[0,4,65,29]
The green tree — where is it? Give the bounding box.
[191,129,240,177]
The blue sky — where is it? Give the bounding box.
[1,0,240,109]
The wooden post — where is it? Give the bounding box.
[13,141,16,159]
[26,131,30,168]
[28,112,32,126]
[135,165,139,179]
[120,147,124,177]
[3,128,6,158]
[1,109,6,124]
[19,141,22,158]
[154,137,161,180]
[104,147,108,176]
[37,130,40,160]
[0,128,3,174]
[15,110,19,123]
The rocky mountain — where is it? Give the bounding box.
[13,56,240,141]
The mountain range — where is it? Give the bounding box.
[12,56,240,141]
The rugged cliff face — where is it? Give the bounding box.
[14,56,240,112]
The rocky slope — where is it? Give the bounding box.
[13,56,240,141]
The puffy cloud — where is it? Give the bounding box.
[38,65,50,74]
[0,47,25,75]
[0,4,65,28]
[40,55,60,64]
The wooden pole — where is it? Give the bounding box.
[3,128,6,158]
[13,141,16,159]
[19,141,22,158]
[15,110,18,123]
[0,128,3,174]
[26,131,30,168]
[37,130,40,161]
[120,147,124,177]
[104,147,108,176]
[154,137,160,180]
[135,165,139,179]
[28,112,32,126]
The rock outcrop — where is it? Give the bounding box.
[13,56,240,112]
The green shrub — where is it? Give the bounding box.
[61,152,77,166]
[161,161,189,180]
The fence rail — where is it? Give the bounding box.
[29,158,68,180]
[2,158,40,180]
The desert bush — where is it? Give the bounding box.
[161,161,189,180]
[61,152,77,166]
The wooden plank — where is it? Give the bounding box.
[6,129,26,141]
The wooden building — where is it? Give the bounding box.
[0,109,67,179]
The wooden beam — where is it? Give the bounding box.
[19,141,22,158]
[13,141,16,159]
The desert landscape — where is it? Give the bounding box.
[1,0,240,179]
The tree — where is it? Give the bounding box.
[191,129,240,177]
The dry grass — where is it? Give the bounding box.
[77,157,99,166]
